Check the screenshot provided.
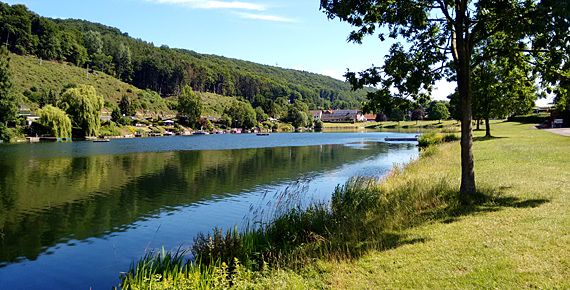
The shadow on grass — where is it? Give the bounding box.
[377,233,427,251]
[473,136,507,142]
[338,188,550,260]
[428,188,550,226]
[190,181,550,274]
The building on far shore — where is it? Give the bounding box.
[100,116,112,122]
[320,109,365,122]
[363,114,377,122]
[309,110,322,120]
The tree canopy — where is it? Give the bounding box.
[58,84,104,137]
[321,0,569,200]
[471,49,537,136]
[431,103,450,123]
[0,2,374,113]
[224,99,256,129]
[0,47,17,124]
[37,104,72,138]
[178,85,203,128]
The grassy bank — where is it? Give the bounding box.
[319,121,570,289]
[323,120,461,131]
[120,121,569,289]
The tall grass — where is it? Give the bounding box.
[120,121,570,289]
[121,141,484,289]
[119,249,260,290]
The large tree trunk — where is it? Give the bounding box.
[456,2,477,202]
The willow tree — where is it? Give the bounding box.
[58,84,104,137]
[37,105,72,138]
[320,0,569,201]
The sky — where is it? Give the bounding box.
[2,0,552,105]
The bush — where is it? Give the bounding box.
[314,119,324,129]
[0,124,24,142]
[99,122,123,137]
[418,132,459,147]
[507,114,548,124]
[418,132,442,147]
[118,116,133,126]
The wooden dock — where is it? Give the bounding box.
[384,137,418,142]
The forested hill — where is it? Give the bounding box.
[0,2,372,111]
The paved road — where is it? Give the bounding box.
[541,127,570,137]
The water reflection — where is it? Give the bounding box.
[0,134,418,289]
[0,141,415,266]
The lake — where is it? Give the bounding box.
[0,132,418,289]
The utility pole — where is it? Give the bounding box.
[86,64,89,80]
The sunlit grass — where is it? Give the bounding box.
[320,121,570,289]
[120,120,570,289]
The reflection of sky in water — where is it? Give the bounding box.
[0,133,418,290]
[0,131,419,158]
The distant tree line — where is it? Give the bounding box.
[0,2,371,117]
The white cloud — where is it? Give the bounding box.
[292,66,304,71]
[321,70,345,81]
[148,0,265,10]
[432,80,456,100]
[239,13,295,22]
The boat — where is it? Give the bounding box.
[257,133,270,136]
[193,131,209,135]
[93,139,110,142]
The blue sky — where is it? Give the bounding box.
[4,0,461,101]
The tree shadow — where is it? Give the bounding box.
[473,136,507,142]
[322,232,428,262]
[260,183,548,268]
[431,187,549,226]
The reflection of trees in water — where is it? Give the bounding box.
[0,142,397,265]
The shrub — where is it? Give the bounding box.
[99,122,123,137]
[118,116,133,126]
[418,132,459,147]
[418,132,442,147]
[0,124,24,142]
[443,133,459,142]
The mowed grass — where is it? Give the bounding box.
[318,121,570,289]
[120,120,569,289]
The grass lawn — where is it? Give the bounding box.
[120,120,569,289]
[316,120,570,289]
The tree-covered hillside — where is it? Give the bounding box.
[0,2,372,113]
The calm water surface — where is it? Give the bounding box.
[0,132,418,289]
